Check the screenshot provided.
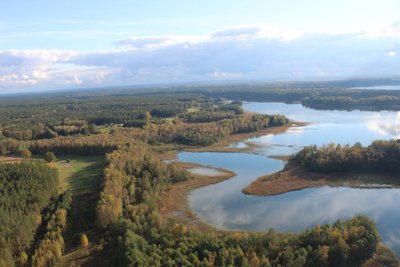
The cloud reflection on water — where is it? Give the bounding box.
[183,102,400,254]
[367,112,400,138]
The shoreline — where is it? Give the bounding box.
[185,121,307,154]
[159,162,236,232]
[158,121,306,232]
[243,160,400,196]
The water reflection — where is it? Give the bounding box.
[188,167,224,176]
[182,151,400,254]
[367,112,400,138]
[181,102,400,254]
[244,102,400,155]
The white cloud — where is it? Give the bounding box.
[1,24,400,93]
[115,36,171,49]
[368,113,400,138]
[382,20,400,37]
[114,35,210,50]
[0,49,77,89]
[213,70,243,78]
[211,26,261,38]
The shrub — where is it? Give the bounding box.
[44,152,56,162]
[20,149,32,158]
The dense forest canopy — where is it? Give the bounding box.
[0,161,61,266]
[294,140,400,172]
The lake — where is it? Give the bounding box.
[349,85,400,90]
[178,102,400,254]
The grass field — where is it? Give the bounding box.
[55,155,106,195]
[51,155,109,265]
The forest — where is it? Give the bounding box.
[0,161,70,266]
[301,96,400,111]
[0,86,398,266]
[184,81,400,111]
[294,140,400,172]
[94,145,382,267]
[2,83,400,141]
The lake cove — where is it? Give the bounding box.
[178,102,400,254]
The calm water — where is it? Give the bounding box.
[244,102,400,155]
[178,102,400,253]
[188,167,225,177]
[349,85,400,90]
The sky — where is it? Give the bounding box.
[0,0,399,92]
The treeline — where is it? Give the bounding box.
[190,85,400,111]
[134,114,289,146]
[96,144,191,228]
[22,113,288,155]
[95,144,381,267]
[116,216,380,267]
[0,138,20,155]
[31,191,72,267]
[0,161,59,266]
[1,120,97,141]
[3,83,400,142]
[180,103,244,123]
[302,96,400,111]
[295,140,400,172]
[28,134,119,155]
[0,93,205,140]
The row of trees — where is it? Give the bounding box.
[302,96,400,111]
[180,103,244,123]
[28,135,119,155]
[0,138,20,155]
[295,140,400,172]
[128,114,289,147]
[19,113,289,155]
[96,144,191,228]
[31,191,72,267]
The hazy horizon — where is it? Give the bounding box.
[1,0,399,93]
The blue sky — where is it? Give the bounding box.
[0,0,399,92]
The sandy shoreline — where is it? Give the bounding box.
[159,162,235,232]
[243,160,400,196]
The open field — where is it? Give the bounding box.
[55,155,106,194]
[53,155,109,266]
